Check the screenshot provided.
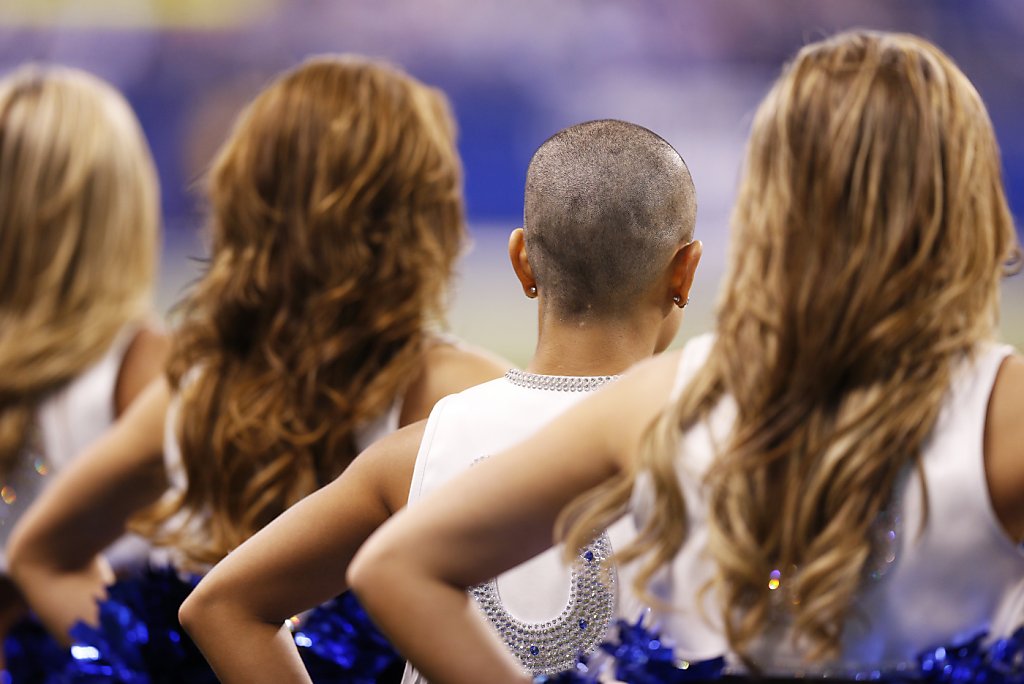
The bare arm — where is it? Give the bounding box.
[113,323,170,416]
[985,354,1024,542]
[179,421,426,684]
[349,352,682,684]
[7,378,170,643]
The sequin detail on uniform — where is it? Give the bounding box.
[472,533,617,675]
[504,369,619,393]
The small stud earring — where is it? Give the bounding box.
[528,285,537,297]
[673,295,689,308]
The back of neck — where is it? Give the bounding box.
[527,315,662,377]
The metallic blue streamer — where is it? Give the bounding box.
[64,568,402,683]
[294,592,403,683]
[537,620,1024,684]
[3,616,70,684]
[62,567,214,684]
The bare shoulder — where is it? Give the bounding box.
[621,347,686,387]
[985,353,1024,542]
[399,337,511,424]
[115,321,171,416]
[591,350,686,458]
[422,337,512,385]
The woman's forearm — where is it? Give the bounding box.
[180,422,427,682]
[12,556,112,645]
[349,544,530,684]
[8,379,170,642]
[180,595,311,684]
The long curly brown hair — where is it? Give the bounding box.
[0,65,158,480]
[136,56,465,567]
[561,31,1019,663]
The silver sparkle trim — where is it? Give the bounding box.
[504,369,619,393]
[470,534,617,675]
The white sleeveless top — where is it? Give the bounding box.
[403,371,633,684]
[0,327,145,573]
[628,334,1024,673]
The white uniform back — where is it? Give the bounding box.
[403,371,631,683]
[630,334,1024,673]
[0,328,143,572]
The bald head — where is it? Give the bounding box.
[524,119,696,319]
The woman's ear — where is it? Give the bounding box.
[669,240,703,307]
[508,228,538,298]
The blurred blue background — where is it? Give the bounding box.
[3,0,1022,364]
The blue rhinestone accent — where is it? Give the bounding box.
[470,532,617,675]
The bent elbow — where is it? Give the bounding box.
[7,522,40,587]
[346,539,392,602]
[179,580,216,640]
[345,547,372,597]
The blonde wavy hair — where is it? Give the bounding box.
[561,31,1020,663]
[0,65,159,479]
[135,56,465,567]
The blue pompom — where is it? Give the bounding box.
[600,616,723,683]
[2,569,404,683]
[62,566,215,684]
[61,569,403,683]
[293,592,403,683]
[916,626,1024,683]
[533,617,723,684]
[542,618,1024,684]
[4,616,70,684]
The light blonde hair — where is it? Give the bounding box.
[134,55,466,567]
[561,31,1020,663]
[0,65,159,478]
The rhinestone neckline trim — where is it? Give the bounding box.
[470,534,617,675]
[504,369,619,392]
